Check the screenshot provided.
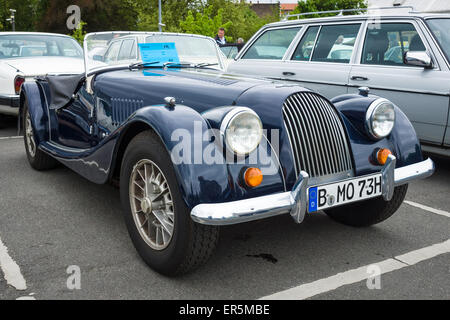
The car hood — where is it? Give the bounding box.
[95,68,291,113]
[3,57,84,76]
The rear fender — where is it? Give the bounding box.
[19,81,50,144]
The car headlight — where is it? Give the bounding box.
[366,99,396,139]
[221,108,263,156]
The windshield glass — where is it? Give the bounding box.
[84,32,224,74]
[0,34,83,60]
[427,18,450,62]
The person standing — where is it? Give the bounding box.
[215,28,227,47]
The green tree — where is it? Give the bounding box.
[180,7,232,41]
[199,0,278,41]
[70,20,86,45]
[0,0,41,31]
[135,0,202,33]
[34,0,138,33]
[290,0,367,19]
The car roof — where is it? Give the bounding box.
[92,32,216,42]
[266,12,450,28]
[0,32,74,38]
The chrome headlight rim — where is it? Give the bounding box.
[220,107,263,156]
[365,98,396,140]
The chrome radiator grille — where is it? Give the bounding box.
[283,92,353,179]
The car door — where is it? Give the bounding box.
[282,22,364,99]
[51,84,97,150]
[227,26,302,78]
[103,40,121,65]
[349,19,450,146]
[117,38,138,64]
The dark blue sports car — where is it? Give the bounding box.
[19,32,435,276]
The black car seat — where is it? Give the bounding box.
[363,30,389,64]
[409,34,426,51]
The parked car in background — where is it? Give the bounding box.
[19,31,434,276]
[0,32,84,118]
[92,33,226,68]
[219,43,243,60]
[228,9,450,157]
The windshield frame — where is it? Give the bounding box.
[83,31,226,76]
[426,17,450,66]
[0,33,83,60]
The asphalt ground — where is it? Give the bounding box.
[0,118,448,300]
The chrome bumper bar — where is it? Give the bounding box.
[191,157,435,226]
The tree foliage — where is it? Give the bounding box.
[0,0,279,41]
[70,21,86,45]
[0,0,41,31]
[291,0,368,19]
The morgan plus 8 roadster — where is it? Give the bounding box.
[19,32,435,276]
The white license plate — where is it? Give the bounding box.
[308,174,383,213]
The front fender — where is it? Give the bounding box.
[334,94,423,171]
[117,104,285,210]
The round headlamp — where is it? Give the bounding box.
[221,108,263,156]
[366,99,396,139]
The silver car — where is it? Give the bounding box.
[228,10,450,157]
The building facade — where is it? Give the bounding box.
[368,0,450,14]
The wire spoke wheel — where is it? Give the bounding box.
[129,159,175,251]
[25,112,36,158]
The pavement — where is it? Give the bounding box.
[0,118,448,300]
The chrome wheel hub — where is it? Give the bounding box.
[140,197,153,214]
[129,159,175,251]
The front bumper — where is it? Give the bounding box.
[191,157,435,226]
[0,94,20,116]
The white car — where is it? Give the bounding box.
[0,32,84,117]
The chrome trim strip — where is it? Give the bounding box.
[191,192,294,226]
[394,158,435,187]
[191,158,435,226]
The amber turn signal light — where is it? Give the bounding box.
[244,168,263,188]
[377,148,392,165]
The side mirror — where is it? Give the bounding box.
[93,54,104,62]
[404,51,433,68]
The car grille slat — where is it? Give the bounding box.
[295,94,328,176]
[285,99,314,176]
[286,98,317,176]
[314,94,348,172]
[283,92,353,179]
[304,94,335,173]
[312,94,346,172]
[309,94,340,173]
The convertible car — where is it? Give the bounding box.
[19,32,434,276]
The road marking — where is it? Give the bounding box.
[0,237,27,291]
[405,201,450,218]
[16,296,36,300]
[259,239,450,300]
[0,136,22,141]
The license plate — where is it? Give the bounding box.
[308,174,382,213]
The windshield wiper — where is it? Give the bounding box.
[162,62,193,68]
[194,63,219,69]
[129,61,221,70]
[129,61,160,70]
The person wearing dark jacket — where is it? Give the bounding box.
[215,28,227,47]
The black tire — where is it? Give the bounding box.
[120,130,219,276]
[325,184,408,227]
[23,102,58,171]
